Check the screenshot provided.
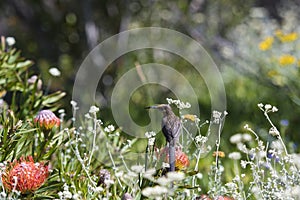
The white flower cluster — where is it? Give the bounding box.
[258,103,278,113]
[142,171,185,198]
[166,98,191,109]
[6,37,15,46]
[145,131,156,146]
[104,125,115,133]
[57,184,79,200]
[49,67,61,77]
[70,100,79,110]
[89,105,99,114]
[195,135,208,144]
[212,110,228,124]
[230,133,252,144]
[228,152,242,160]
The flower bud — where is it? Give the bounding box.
[34,110,60,130]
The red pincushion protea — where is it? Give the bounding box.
[34,110,60,130]
[160,147,190,170]
[1,156,49,193]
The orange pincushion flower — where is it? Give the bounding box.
[1,156,49,193]
[34,110,60,130]
[160,147,190,170]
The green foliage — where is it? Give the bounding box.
[0,37,65,120]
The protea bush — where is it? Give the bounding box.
[1,17,300,199]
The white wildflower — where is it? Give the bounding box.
[72,193,81,200]
[49,67,61,77]
[6,37,16,46]
[166,98,191,109]
[104,125,115,132]
[156,177,170,186]
[225,182,236,190]
[70,100,78,110]
[94,186,104,193]
[104,179,114,186]
[212,110,222,124]
[167,171,185,181]
[162,162,170,168]
[85,113,91,119]
[272,106,278,112]
[264,104,272,110]
[271,140,285,151]
[240,160,248,168]
[89,105,99,113]
[145,131,156,138]
[142,185,168,197]
[244,124,249,129]
[0,192,7,198]
[269,127,279,136]
[228,152,242,160]
[230,133,243,144]
[148,137,155,146]
[242,133,252,142]
[195,135,208,144]
[58,109,65,114]
[63,191,72,199]
[131,165,144,173]
[218,165,224,172]
[257,151,266,159]
[291,186,300,197]
[196,173,203,179]
[115,171,124,177]
[257,103,264,108]
[144,168,156,180]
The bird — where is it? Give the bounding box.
[146,104,182,171]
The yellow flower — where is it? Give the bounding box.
[182,114,197,122]
[259,36,274,51]
[278,54,296,66]
[278,32,298,42]
[267,70,279,77]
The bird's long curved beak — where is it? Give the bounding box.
[145,105,156,109]
[145,104,165,109]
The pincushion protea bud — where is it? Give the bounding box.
[34,110,60,130]
[1,156,49,194]
[160,147,190,170]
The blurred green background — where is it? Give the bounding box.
[1,0,300,152]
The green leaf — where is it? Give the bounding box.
[42,91,66,106]
[16,60,34,69]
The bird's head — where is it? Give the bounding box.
[145,104,173,115]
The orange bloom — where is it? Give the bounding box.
[160,147,190,170]
[1,156,49,193]
[212,151,225,158]
[34,110,60,130]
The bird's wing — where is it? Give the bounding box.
[172,116,182,140]
[162,116,181,143]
